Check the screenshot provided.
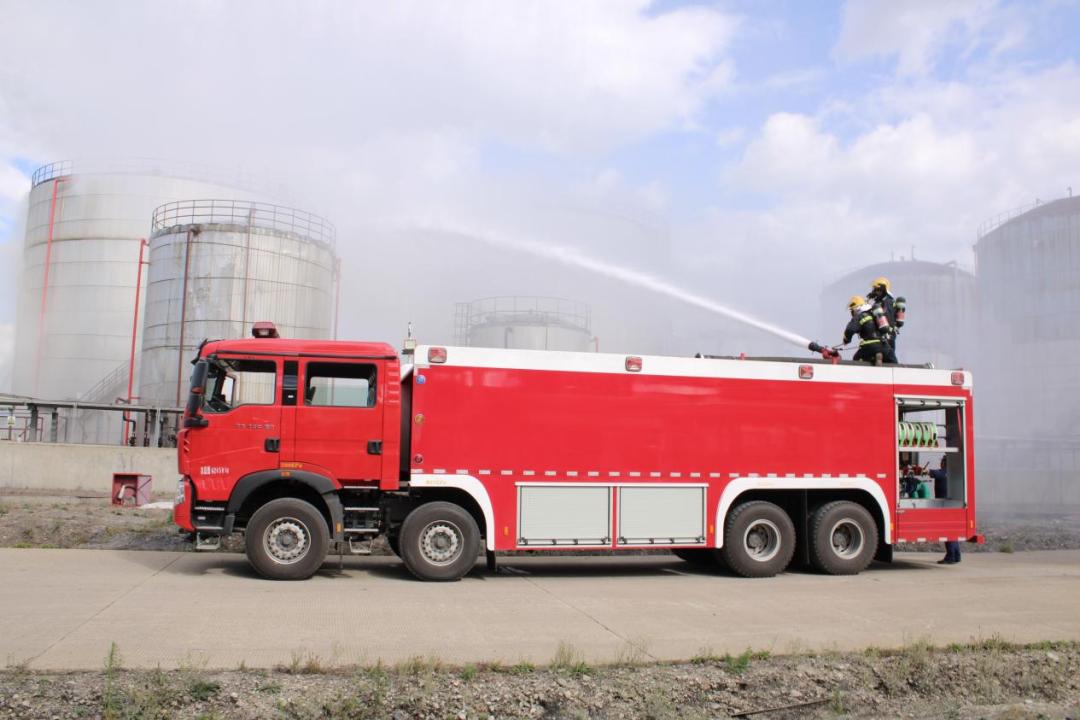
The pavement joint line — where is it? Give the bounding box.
[26,553,182,668]
[519,575,660,662]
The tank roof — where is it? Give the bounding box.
[826,259,974,289]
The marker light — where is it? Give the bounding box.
[950,371,965,386]
[252,321,279,339]
[428,347,448,363]
[625,356,643,372]
[798,365,814,379]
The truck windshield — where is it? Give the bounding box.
[204,359,277,413]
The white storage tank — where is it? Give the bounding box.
[139,200,337,407]
[12,160,264,403]
[454,296,593,352]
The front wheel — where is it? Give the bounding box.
[399,501,481,581]
[244,497,329,580]
[808,501,878,575]
[720,501,796,578]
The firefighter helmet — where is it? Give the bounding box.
[847,295,866,312]
[870,276,891,293]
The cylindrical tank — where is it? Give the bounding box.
[11,160,265,403]
[819,260,976,370]
[974,195,1080,510]
[455,297,593,352]
[139,200,337,407]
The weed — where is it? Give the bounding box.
[459,664,478,681]
[280,651,331,674]
[690,646,718,664]
[396,655,442,675]
[551,641,590,675]
[0,502,8,517]
[257,681,282,694]
[723,649,754,674]
[187,677,222,701]
[13,541,31,549]
[999,541,1015,554]
[828,688,846,714]
[614,638,650,666]
[508,660,536,674]
[102,642,122,720]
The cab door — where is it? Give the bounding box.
[289,359,385,482]
[188,355,281,499]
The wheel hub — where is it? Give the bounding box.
[419,521,462,565]
[742,519,781,562]
[265,518,310,564]
[829,520,864,559]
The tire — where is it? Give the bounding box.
[720,501,796,578]
[244,497,329,580]
[399,501,481,581]
[808,501,878,575]
[671,548,717,566]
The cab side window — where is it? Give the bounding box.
[205,359,277,413]
[305,362,377,408]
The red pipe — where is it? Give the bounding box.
[121,238,148,444]
[33,177,67,396]
[175,230,194,406]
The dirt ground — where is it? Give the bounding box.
[2,493,1079,556]
[1,641,1077,720]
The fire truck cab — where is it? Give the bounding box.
[175,325,978,582]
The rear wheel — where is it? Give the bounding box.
[720,501,796,578]
[399,501,481,581]
[245,497,329,580]
[671,548,717,566]
[808,501,878,575]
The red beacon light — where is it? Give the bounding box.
[251,322,279,339]
[950,371,965,386]
[625,356,643,372]
[428,347,448,364]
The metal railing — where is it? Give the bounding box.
[30,158,289,199]
[152,199,336,248]
[976,199,1052,240]
[461,296,592,332]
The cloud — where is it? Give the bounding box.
[834,0,1004,76]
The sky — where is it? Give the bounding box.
[1,0,1079,391]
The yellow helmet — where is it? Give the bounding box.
[870,276,891,292]
[847,295,865,311]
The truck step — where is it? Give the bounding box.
[195,533,221,551]
[343,527,379,535]
[347,537,372,555]
[343,507,380,513]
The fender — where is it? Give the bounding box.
[715,475,892,547]
[226,469,344,541]
[409,474,496,551]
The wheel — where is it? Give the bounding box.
[808,501,878,575]
[399,501,481,581]
[720,501,796,578]
[671,548,717,566]
[244,497,329,580]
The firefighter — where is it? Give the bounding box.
[843,295,897,365]
[867,276,905,356]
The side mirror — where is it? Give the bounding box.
[184,360,210,428]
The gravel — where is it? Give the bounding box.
[1,641,1077,719]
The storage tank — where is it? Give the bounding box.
[11,159,265,404]
[974,195,1080,510]
[819,260,976,370]
[454,296,593,352]
[139,200,337,407]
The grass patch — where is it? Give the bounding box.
[187,677,222,701]
[507,660,536,674]
[999,541,1015,554]
[459,664,477,681]
[395,654,443,675]
[102,642,122,720]
[278,651,332,675]
[550,641,591,675]
[0,502,8,517]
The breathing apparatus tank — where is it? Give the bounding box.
[894,296,907,328]
[871,304,892,334]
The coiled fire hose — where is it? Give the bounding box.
[898,421,938,447]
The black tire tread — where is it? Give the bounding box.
[808,500,878,575]
[399,501,481,582]
[720,500,796,578]
[244,497,329,581]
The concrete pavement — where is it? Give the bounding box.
[2,549,1078,670]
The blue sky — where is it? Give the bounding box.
[1,0,1079,385]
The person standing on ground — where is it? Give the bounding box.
[842,296,898,365]
[930,457,961,564]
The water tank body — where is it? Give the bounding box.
[974,196,1080,510]
[455,297,593,352]
[12,160,263,403]
[819,260,976,371]
[139,200,337,407]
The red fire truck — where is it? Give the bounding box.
[174,323,979,581]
